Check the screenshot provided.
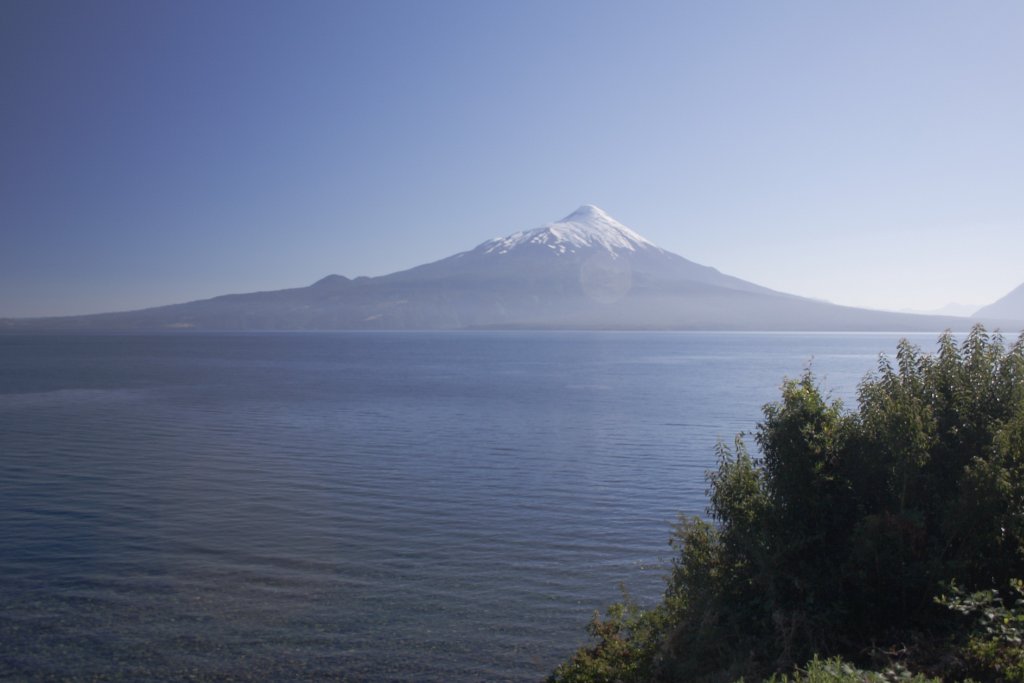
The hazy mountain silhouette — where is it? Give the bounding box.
[0,206,980,331]
[975,283,1024,324]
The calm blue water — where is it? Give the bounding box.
[0,331,945,681]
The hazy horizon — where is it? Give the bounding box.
[3,1,1022,318]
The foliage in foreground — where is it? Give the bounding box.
[939,580,1024,681]
[763,656,943,682]
[550,327,1024,682]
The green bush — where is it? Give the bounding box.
[551,326,1024,682]
[547,592,666,683]
[939,579,1024,681]
[763,655,943,682]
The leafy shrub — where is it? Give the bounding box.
[547,593,666,683]
[552,326,1024,682]
[763,655,942,683]
[939,580,1024,681]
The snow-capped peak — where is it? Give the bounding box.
[481,205,658,257]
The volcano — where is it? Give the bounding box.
[0,206,974,331]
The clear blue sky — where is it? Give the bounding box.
[2,0,1022,317]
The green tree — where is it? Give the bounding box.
[551,326,1024,682]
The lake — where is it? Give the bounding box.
[0,331,950,681]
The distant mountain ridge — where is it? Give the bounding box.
[975,283,1024,322]
[0,205,991,332]
[900,302,981,317]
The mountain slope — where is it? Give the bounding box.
[384,205,780,296]
[0,206,976,332]
[975,283,1024,323]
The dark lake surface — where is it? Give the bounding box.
[0,331,951,681]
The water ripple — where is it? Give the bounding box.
[0,331,931,681]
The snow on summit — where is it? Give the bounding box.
[481,205,659,257]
